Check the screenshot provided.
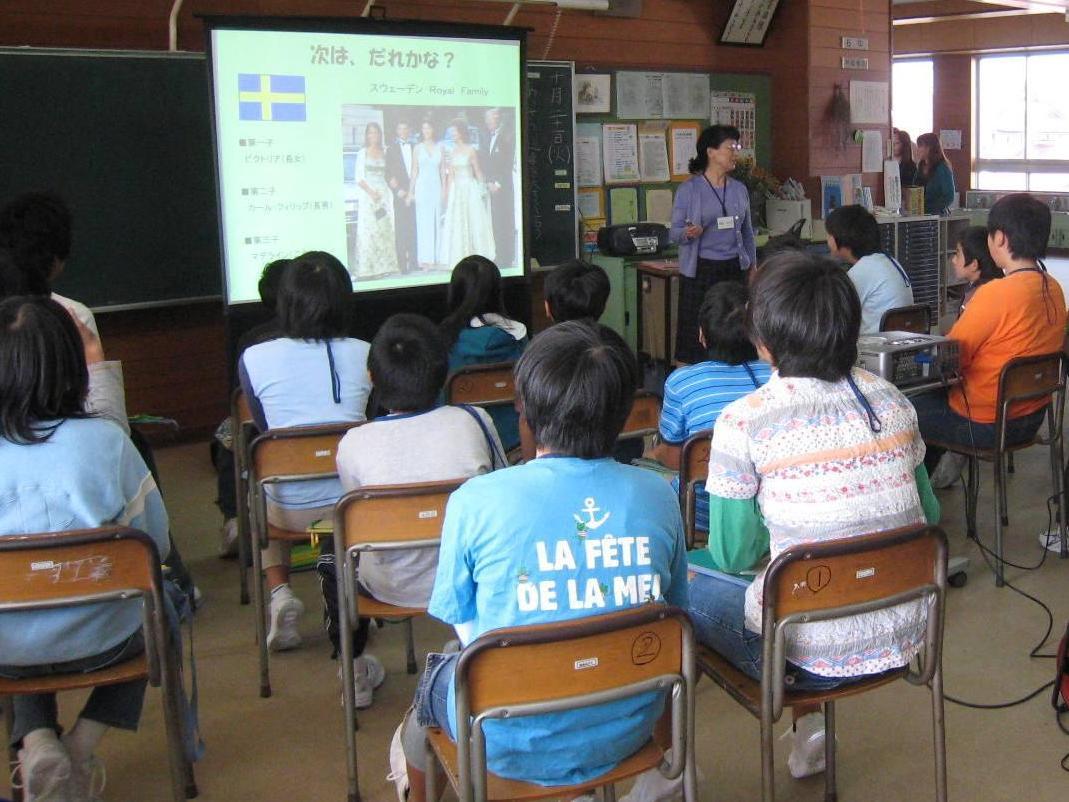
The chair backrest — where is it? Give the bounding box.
[232,387,253,426]
[0,527,166,681]
[619,391,662,441]
[996,352,1066,437]
[761,525,947,716]
[453,605,695,801]
[879,304,931,334]
[678,429,713,548]
[250,422,361,484]
[445,362,517,407]
[333,480,462,620]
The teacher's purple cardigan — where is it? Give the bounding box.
[668,174,757,279]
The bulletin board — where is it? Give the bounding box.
[573,68,772,244]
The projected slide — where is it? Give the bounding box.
[209,25,524,303]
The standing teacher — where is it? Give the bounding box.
[670,124,756,364]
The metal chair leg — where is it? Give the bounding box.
[1007,452,1015,473]
[340,553,361,801]
[760,707,776,802]
[250,498,272,698]
[1051,433,1069,558]
[965,456,979,540]
[823,702,838,802]
[158,634,192,802]
[405,618,418,675]
[931,663,948,802]
[994,454,1006,587]
[235,442,250,607]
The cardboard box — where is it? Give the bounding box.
[766,198,812,239]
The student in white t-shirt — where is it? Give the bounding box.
[825,204,913,334]
[327,313,503,709]
[240,253,371,652]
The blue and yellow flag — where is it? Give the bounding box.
[238,74,306,122]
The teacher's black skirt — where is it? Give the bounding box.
[674,257,743,364]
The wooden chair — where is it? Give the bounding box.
[679,429,713,549]
[925,352,1067,586]
[445,361,517,408]
[334,481,462,802]
[424,605,698,802]
[230,387,258,606]
[619,390,662,442]
[248,422,362,698]
[0,527,197,802]
[879,303,932,334]
[696,525,949,802]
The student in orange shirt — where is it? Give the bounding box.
[913,193,1066,487]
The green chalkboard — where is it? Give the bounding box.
[525,61,578,268]
[0,49,222,310]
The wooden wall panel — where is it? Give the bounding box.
[894,12,1069,55]
[933,54,972,195]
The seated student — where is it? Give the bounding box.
[687,251,940,780]
[324,313,505,708]
[0,296,170,802]
[214,257,291,557]
[647,282,772,559]
[440,254,527,449]
[825,204,913,334]
[393,321,688,801]
[240,252,371,652]
[914,194,1066,491]
[951,225,1002,317]
[542,259,611,323]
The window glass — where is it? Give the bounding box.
[1029,173,1069,193]
[892,60,933,142]
[976,171,1027,191]
[1026,53,1069,161]
[977,56,1026,160]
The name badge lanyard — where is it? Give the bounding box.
[703,174,730,221]
[885,254,911,288]
[743,362,761,389]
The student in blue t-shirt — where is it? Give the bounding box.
[239,252,371,653]
[0,297,170,801]
[825,205,913,334]
[392,321,688,801]
[439,255,527,449]
[647,282,772,534]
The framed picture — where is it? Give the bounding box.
[575,74,611,114]
[720,0,782,47]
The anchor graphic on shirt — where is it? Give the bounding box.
[573,497,611,532]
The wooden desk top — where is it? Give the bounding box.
[637,260,680,277]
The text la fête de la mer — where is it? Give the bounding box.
[516,535,660,612]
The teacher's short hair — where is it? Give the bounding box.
[748,250,860,382]
[516,320,639,458]
[824,204,881,258]
[278,251,353,340]
[689,125,742,174]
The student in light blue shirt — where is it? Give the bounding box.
[239,252,371,652]
[825,204,914,334]
[393,322,688,801]
[649,282,772,533]
[0,297,170,801]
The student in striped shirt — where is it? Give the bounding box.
[648,282,772,533]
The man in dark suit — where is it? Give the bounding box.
[482,108,517,268]
[386,120,416,274]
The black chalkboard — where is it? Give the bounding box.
[525,61,577,268]
[0,49,222,310]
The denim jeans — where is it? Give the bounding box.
[0,631,147,746]
[687,572,853,692]
[414,651,456,731]
[910,390,1046,469]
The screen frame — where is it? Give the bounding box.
[202,14,530,307]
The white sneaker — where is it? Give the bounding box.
[14,735,71,802]
[62,734,106,802]
[386,722,409,801]
[786,712,826,779]
[266,585,304,652]
[219,517,239,557]
[352,653,386,709]
[929,452,968,489]
[1039,527,1067,553]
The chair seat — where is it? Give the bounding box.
[0,654,148,695]
[925,436,1038,462]
[357,596,426,620]
[426,727,665,801]
[696,645,908,718]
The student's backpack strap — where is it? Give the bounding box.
[454,404,506,470]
